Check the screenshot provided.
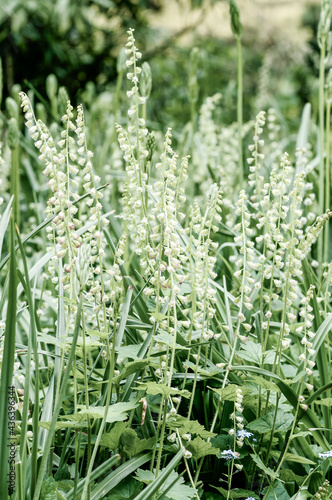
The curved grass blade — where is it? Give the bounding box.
[66,454,121,500]
[16,226,40,498]
[90,453,152,500]
[0,216,17,498]
[0,196,13,261]
[32,298,82,500]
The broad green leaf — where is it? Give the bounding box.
[313,398,332,406]
[250,454,278,480]
[280,469,306,485]
[135,469,155,485]
[262,481,290,500]
[247,410,293,434]
[66,402,138,423]
[100,422,129,450]
[134,437,157,455]
[116,344,141,359]
[209,384,251,401]
[40,476,57,500]
[114,360,158,384]
[86,328,109,339]
[138,382,191,399]
[150,312,168,321]
[238,341,262,364]
[183,360,220,377]
[106,476,142,499]
[248,375,280,393]
[186,437,219,460]
[166,416,216,438]
[120,428,139,458]
[154,331,188,349]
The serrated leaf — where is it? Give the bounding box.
[116,344,141,359]
[186,437,219,460]
[40,476,57,500]
[155,469,196,500]
[138,382,191,399]
[120,429,139,459]
[154,331,188,349]
[100,421,129,450]
[248,375,280,393]
[209,384,251,401]
[183,360,220,377]
[238,341,277,365]
[106,476,142,499]
[150,312,167,321]
[314,398,332,406]
[114,360,157,384]
[247,410,293,434]
[135,469,155,485]
[250,454,278,480]
[262,481,290,500]
[166,416,216,438]
[65,401,138,423]
[86,328,109,339]
[280,469,307,485]
[134,437,157,455]
[238,341,262,364]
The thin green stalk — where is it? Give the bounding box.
[0,216,16,498]
[33,298,82,500]
[324,95,331,261]
[318,36,326,264]
[236,35,243,186]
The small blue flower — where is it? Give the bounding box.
[237,429,253,439]
[318,450,332,459]
[245,497,256,500]
[220,449,240,460]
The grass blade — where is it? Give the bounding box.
[0,216,17,498]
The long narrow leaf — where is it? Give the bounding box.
[134,449,185,500]
[0,216,17,498]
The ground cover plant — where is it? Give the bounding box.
[1,1,332,499]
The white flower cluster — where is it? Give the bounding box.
[228,387,246,465]
[19,94,83,287]
[187,184,222,341]
[233,190,255,333]
[248,110,266,206]
[193,93,222,187]
[297,285,316,379]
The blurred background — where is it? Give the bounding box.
[0,0,323,130]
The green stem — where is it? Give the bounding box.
[324,98,331,261]
[236,35,244,186]
[318,36,326,264]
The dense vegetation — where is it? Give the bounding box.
[0,1,332,499]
